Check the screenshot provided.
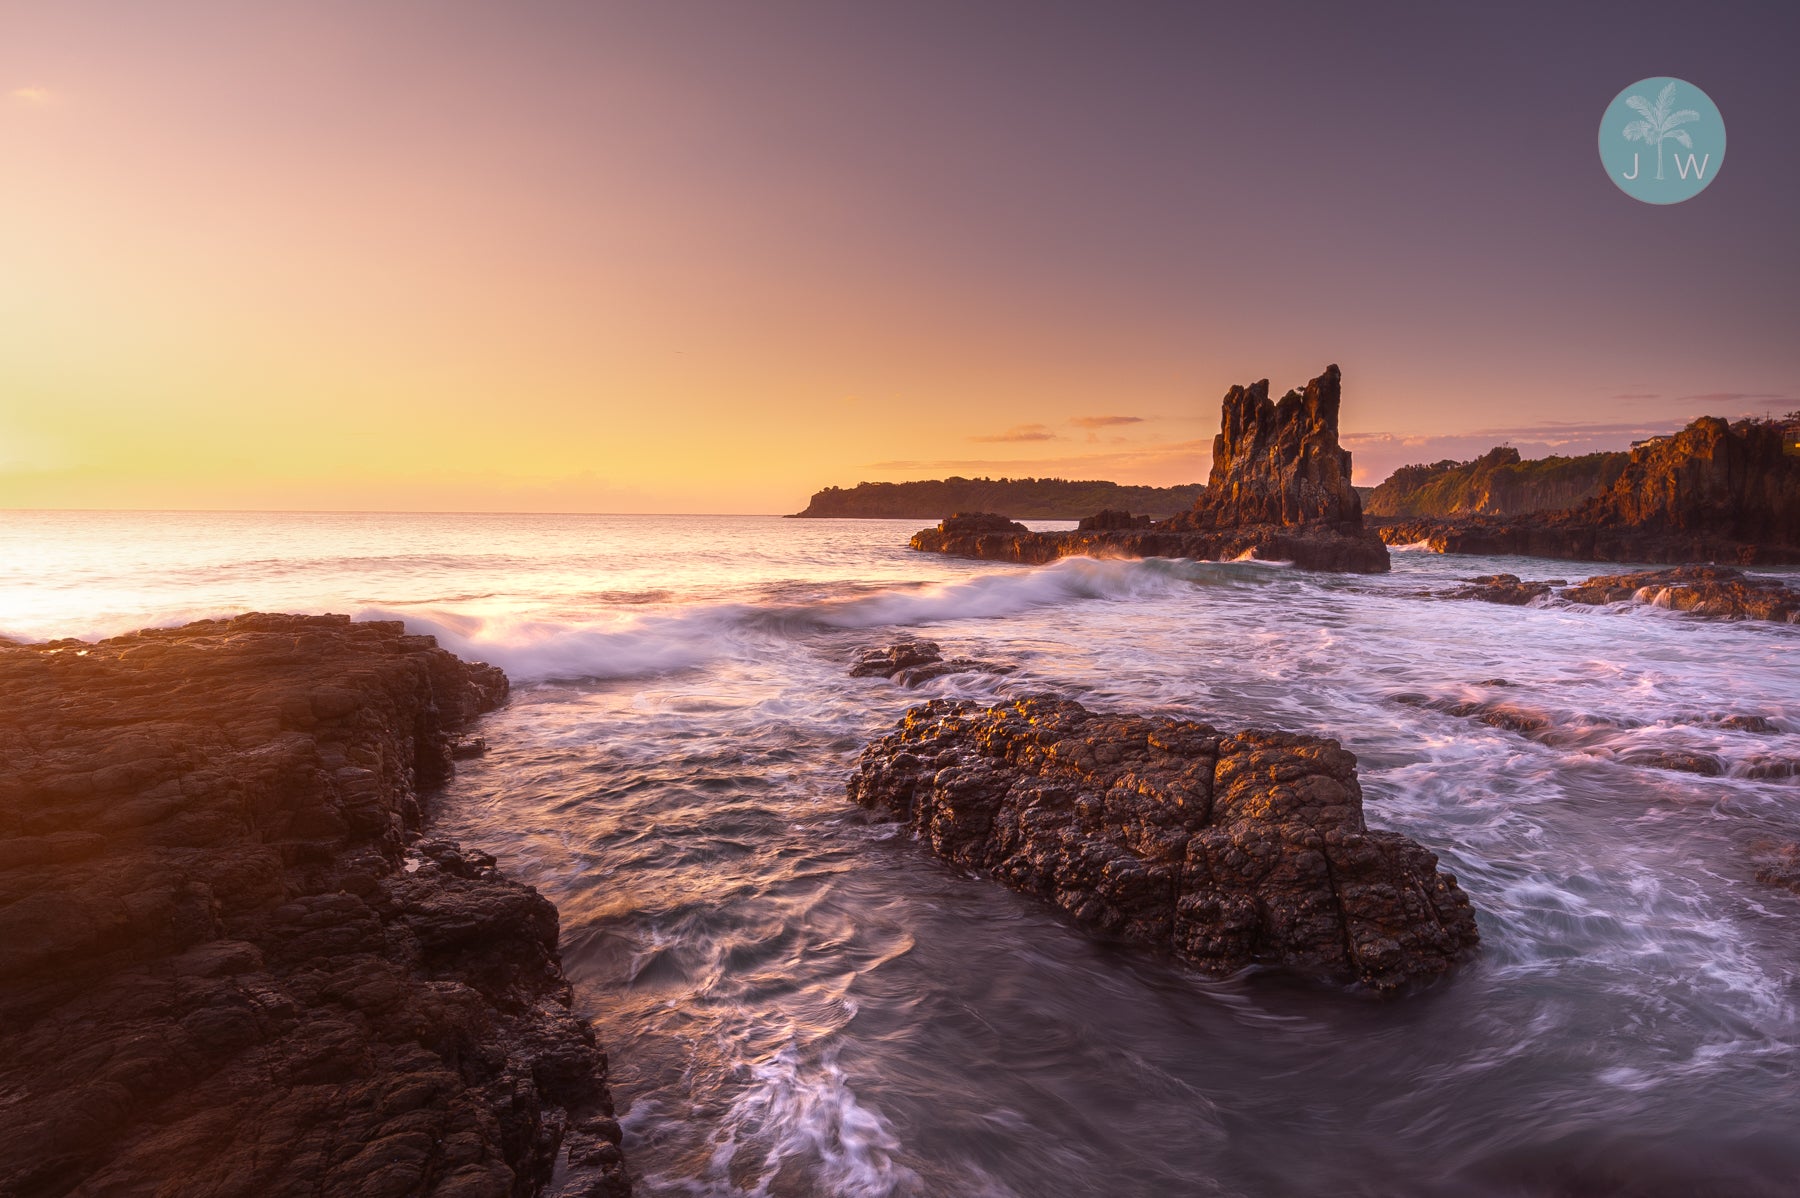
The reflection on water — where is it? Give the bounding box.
[5,513,1799,1196]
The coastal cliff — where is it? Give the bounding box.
[791,477,1205,520]
[0,615,630,1198]
[909,366,1390,573]
[1378,415,1800,563]
[1366,446,1628,518]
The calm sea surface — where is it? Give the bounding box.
[4,511,1798,1196]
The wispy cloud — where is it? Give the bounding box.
[1611,393,1661,401]
[871,438,1212,479]
[1069,415,1144,429]
[10,86,55,107]
[1675,391,1792,406]
[968,424,1058,444]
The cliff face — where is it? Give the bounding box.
[1579,416,1800,537]
[1366,446,1628,518]
[1180,364,1362,529]
[791,478,1205,520]
[1378,416,1800,564]
[910,366,1390,573]
[0,614,630,1198]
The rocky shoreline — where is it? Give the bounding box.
[0,615,630,1198]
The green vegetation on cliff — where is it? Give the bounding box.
[1366,446,1628,519]
[791,476,1205,520]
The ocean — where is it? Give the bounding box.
[4,510,1798,1196]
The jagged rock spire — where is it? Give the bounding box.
[1188,364,1362,529]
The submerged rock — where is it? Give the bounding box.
[848,639,1013,686]
[1443,574,1556,606]
[910,366,1390,574]
[847,696,1478,992]
[0,614,631,1198]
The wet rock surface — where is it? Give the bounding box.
[1435,566,1800,623]
[1375,414,1800,564]
[910,367,1390,574]
[1558,566,1800,622]
[1393,688,1787,779]
[1750,840,1800,894]
[1442,574,1557,606]
[0,614,630,1198]
[848,640,1013,686]
[847,696,1478,992]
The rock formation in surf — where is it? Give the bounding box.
[1437,564,1799,624]
[847,696,1478,992]
[0,614,631,1198]
[1169,364,1362,528]
[1393,685,1791,779]
[849,638,1014,686]
[1375,414,1800,564]
[909,365,1390,573]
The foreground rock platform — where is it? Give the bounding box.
[0,614,630,1198]
[908,366,1391,574]
[848,696,1478,992]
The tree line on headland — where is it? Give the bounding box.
[790,476,1206,520]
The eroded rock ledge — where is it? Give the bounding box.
[847,696,1477,992]
[0,614,630,1198]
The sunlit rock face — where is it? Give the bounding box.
[1175,364,1363,530]
[848,696,1479,993]
[908,365,1391,573]
[1375,414,1800,565]
[0,615,631,1198]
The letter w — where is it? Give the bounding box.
[1674,153,1711,180]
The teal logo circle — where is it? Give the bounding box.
[1599,77,1725,204]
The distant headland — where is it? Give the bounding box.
[789,477,1205,520]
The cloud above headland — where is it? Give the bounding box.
[968,424,1058,444]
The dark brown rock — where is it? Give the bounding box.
[0,614,631,1198]
[1177,364,1362,529]
[848,640,1013,687]
[1559,566,1800,623]
[1750,841,1800,894]
[1076,509,1153,531]
[909,366,1390,574]
[847,696,1477,992]
[1443,574,1555,606]
[940,512,1030,534]
[1373,414,1800,564]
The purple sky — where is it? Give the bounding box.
[5,0,1798,509]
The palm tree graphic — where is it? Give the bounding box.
[1622,81,1700,181]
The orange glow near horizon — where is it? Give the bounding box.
[3,5,1793,513]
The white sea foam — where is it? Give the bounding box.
[364,557,1273,682]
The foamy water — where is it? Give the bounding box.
[5,511,1798,1196]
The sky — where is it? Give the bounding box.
[3,0,1798,513]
